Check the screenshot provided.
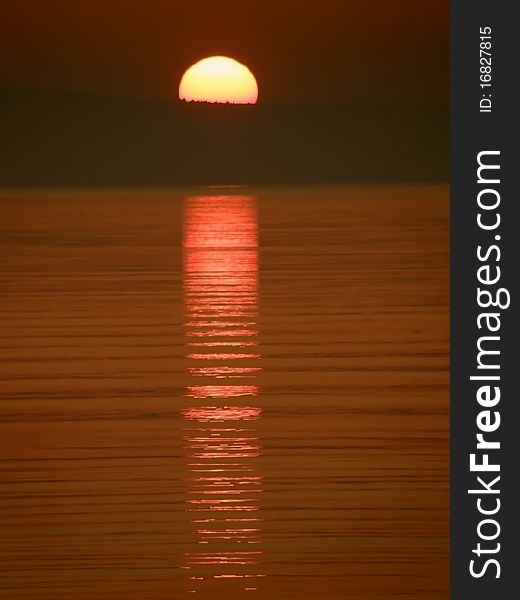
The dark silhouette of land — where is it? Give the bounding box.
[1,88,448,186]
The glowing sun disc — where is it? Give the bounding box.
[179,56,258,105]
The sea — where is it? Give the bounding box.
[0,185,449,599]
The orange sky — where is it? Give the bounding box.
[0,0,448,105]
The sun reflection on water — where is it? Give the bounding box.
[182,195,264,594]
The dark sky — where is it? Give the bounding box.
[0,1,449,186]
[0,0,447,105]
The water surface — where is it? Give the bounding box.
[0,185,449,599]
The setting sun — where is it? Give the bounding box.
[179,56,258,104]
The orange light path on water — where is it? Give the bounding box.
[182,195,264,594]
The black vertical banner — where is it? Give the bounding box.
[452,1,518,598]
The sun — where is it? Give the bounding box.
[179,56,258,105]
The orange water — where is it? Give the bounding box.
[0,185,449,599]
